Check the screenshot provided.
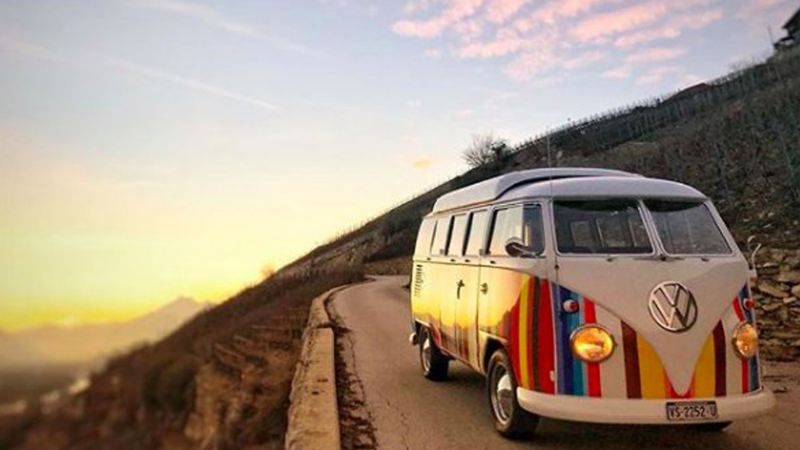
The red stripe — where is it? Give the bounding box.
[538,280,556,394]
[510,297,521,383]
[525,281,535,389]
[732,299,750,393]
[583,299,602,397]
[712,322,727,397]
[621,322,642,399]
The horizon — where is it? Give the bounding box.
[1,0,796,331]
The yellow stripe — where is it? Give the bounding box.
[694,334,716,398]
[518,277,530,389]
[637,334,666,399]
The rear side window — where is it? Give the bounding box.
[488,205,545,256]
[430,216,452,256]
[447,215,468,256]
[414,219,436,256]
[465,210,488,256]
[554,200,652,254]
[645,200,730,254]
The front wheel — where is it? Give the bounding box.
[419,326,448,381]
[487,349,539,439]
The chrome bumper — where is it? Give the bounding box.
[516,387,776,424]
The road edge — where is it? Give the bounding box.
[285,285,350,450]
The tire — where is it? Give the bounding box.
[419,326,448,381]
[692,421,732,432]
[487,348,539,439]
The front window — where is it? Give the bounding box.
[554,200,652,254]
[645,200,730,254]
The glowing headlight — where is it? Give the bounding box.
[733,322,758,359]
[570,325,615,363]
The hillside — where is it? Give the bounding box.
[2,269,362,450]
[287,47,800,278]
[4,47,799,450]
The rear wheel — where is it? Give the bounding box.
[692,421,732,432]
[419,326,448,381]
[487,348,539,438]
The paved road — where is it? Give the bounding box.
[331,276,800,450]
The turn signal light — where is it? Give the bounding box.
[733,322,758,359]
[570,325,615,363]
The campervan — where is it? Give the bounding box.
[409,168,774,437]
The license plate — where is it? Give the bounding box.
[665,401,718,422]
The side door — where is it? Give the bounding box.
[455,209,488,370]
[440,213,469,355]
[428,215,453,350]
[477,203,548,381]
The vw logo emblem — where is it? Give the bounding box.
[648,282,698,333]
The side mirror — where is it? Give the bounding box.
[505,237,537,258]
[746,235,762,272]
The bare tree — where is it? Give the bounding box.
[462,133,509,168]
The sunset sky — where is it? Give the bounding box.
[0,0,795,330]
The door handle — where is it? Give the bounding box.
[456,279,465,299]
[480,283,489,294]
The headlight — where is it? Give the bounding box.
[570,325,615,363]
[733,322,758,359]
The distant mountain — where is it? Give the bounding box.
[0,297,211,369]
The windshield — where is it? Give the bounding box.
[553,200,652,254]
[645,200,730,254]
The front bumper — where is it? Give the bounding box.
[517,387,775,424]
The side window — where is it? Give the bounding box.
[465,210,488,256]
[430,216,452,256]
[446,215,468,256]
[488,205,545,256]
[414,218,436,256]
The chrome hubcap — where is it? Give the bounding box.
[490,364,513,425]
[421,334,432,373]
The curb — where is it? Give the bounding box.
[285,286,349,450]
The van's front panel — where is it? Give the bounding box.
[475,271,762,400]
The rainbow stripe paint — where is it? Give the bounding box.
[481,276,760,400]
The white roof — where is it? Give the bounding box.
[431,168,640,213]
[431,168,706,214]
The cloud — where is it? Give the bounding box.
[485,0,530,24]
[523,0,619,28]
[110,60,278,111]
[393,0,724,83]
[392,0,484,38]
[458,28,525,58]
[0,35,278,112]
[614,8,723,48]
[127,0,263,37]
[570,2,670,42]
[625,46,687,64]
[406,99,423,108]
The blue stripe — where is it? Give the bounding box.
[568,301,585,395]
[558,286,574,394]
